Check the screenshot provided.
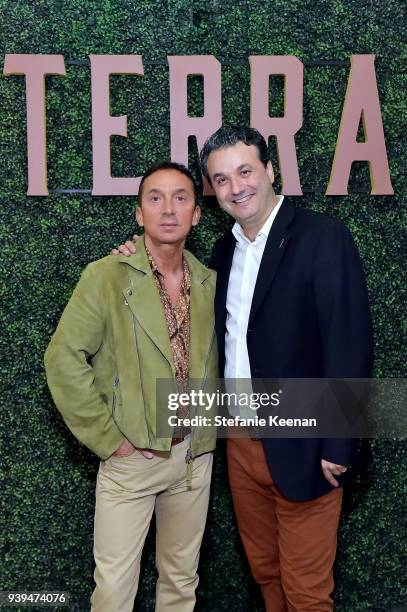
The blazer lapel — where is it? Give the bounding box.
[248,200,295,326]
[213,231,236,340]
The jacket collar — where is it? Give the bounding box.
[118,236,215,379]
[248,198,295,325]
[118,236,212,285]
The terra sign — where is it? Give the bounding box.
[3,54,394,196]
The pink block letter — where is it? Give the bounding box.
[91,55,144,196]
[327,55,393,196]
[168,56,222,195]
[3,54,66,196]
[250,56,303,195]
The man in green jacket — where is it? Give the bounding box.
[44,162,218,612]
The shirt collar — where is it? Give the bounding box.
[145,244,160,275]
[232,195,284,245]
[145,245,190,293]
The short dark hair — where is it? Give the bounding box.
[199,126,270,184]
[138,161,198,205]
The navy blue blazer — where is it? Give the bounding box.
[209,199,373,501]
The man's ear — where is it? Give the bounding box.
[266,160,275,185]
[135,206,143,227]
[192,205,201,226]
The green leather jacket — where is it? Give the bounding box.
[44,238,218,460]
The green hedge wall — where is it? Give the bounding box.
[1,1,406,610]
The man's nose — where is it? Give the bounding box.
[162,197,175,214]
[230,176,244,195]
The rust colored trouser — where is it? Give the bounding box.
[227,437,343,612]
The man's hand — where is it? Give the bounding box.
[111,234,140,256]
[112,438,154,459]
[321,459,348,487]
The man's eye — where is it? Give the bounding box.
[216,177,226,185]
[151,196,161,202]
[241,169,251,176]
[176,196,186,202]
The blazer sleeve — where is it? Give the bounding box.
[313,221,374,465]
[44,263,124,459]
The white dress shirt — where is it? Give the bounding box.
[224,196,284,380]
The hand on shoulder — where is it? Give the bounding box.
[111,234,140,256]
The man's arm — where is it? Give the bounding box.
[314,220,373,380]
[313,221,373,474]
[44,263,124,459]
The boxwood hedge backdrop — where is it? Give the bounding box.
[1,1,406,611]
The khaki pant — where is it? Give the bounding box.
[91,438,213,612]
[227,437,343,612]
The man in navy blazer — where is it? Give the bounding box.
[199,126,373,611]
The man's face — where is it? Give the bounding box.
[206,142,275,229]
[136,169,200,245]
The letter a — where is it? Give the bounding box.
[327,55,393,195]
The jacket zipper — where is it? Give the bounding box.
[111,375,140,450]
[132,316,153,449]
